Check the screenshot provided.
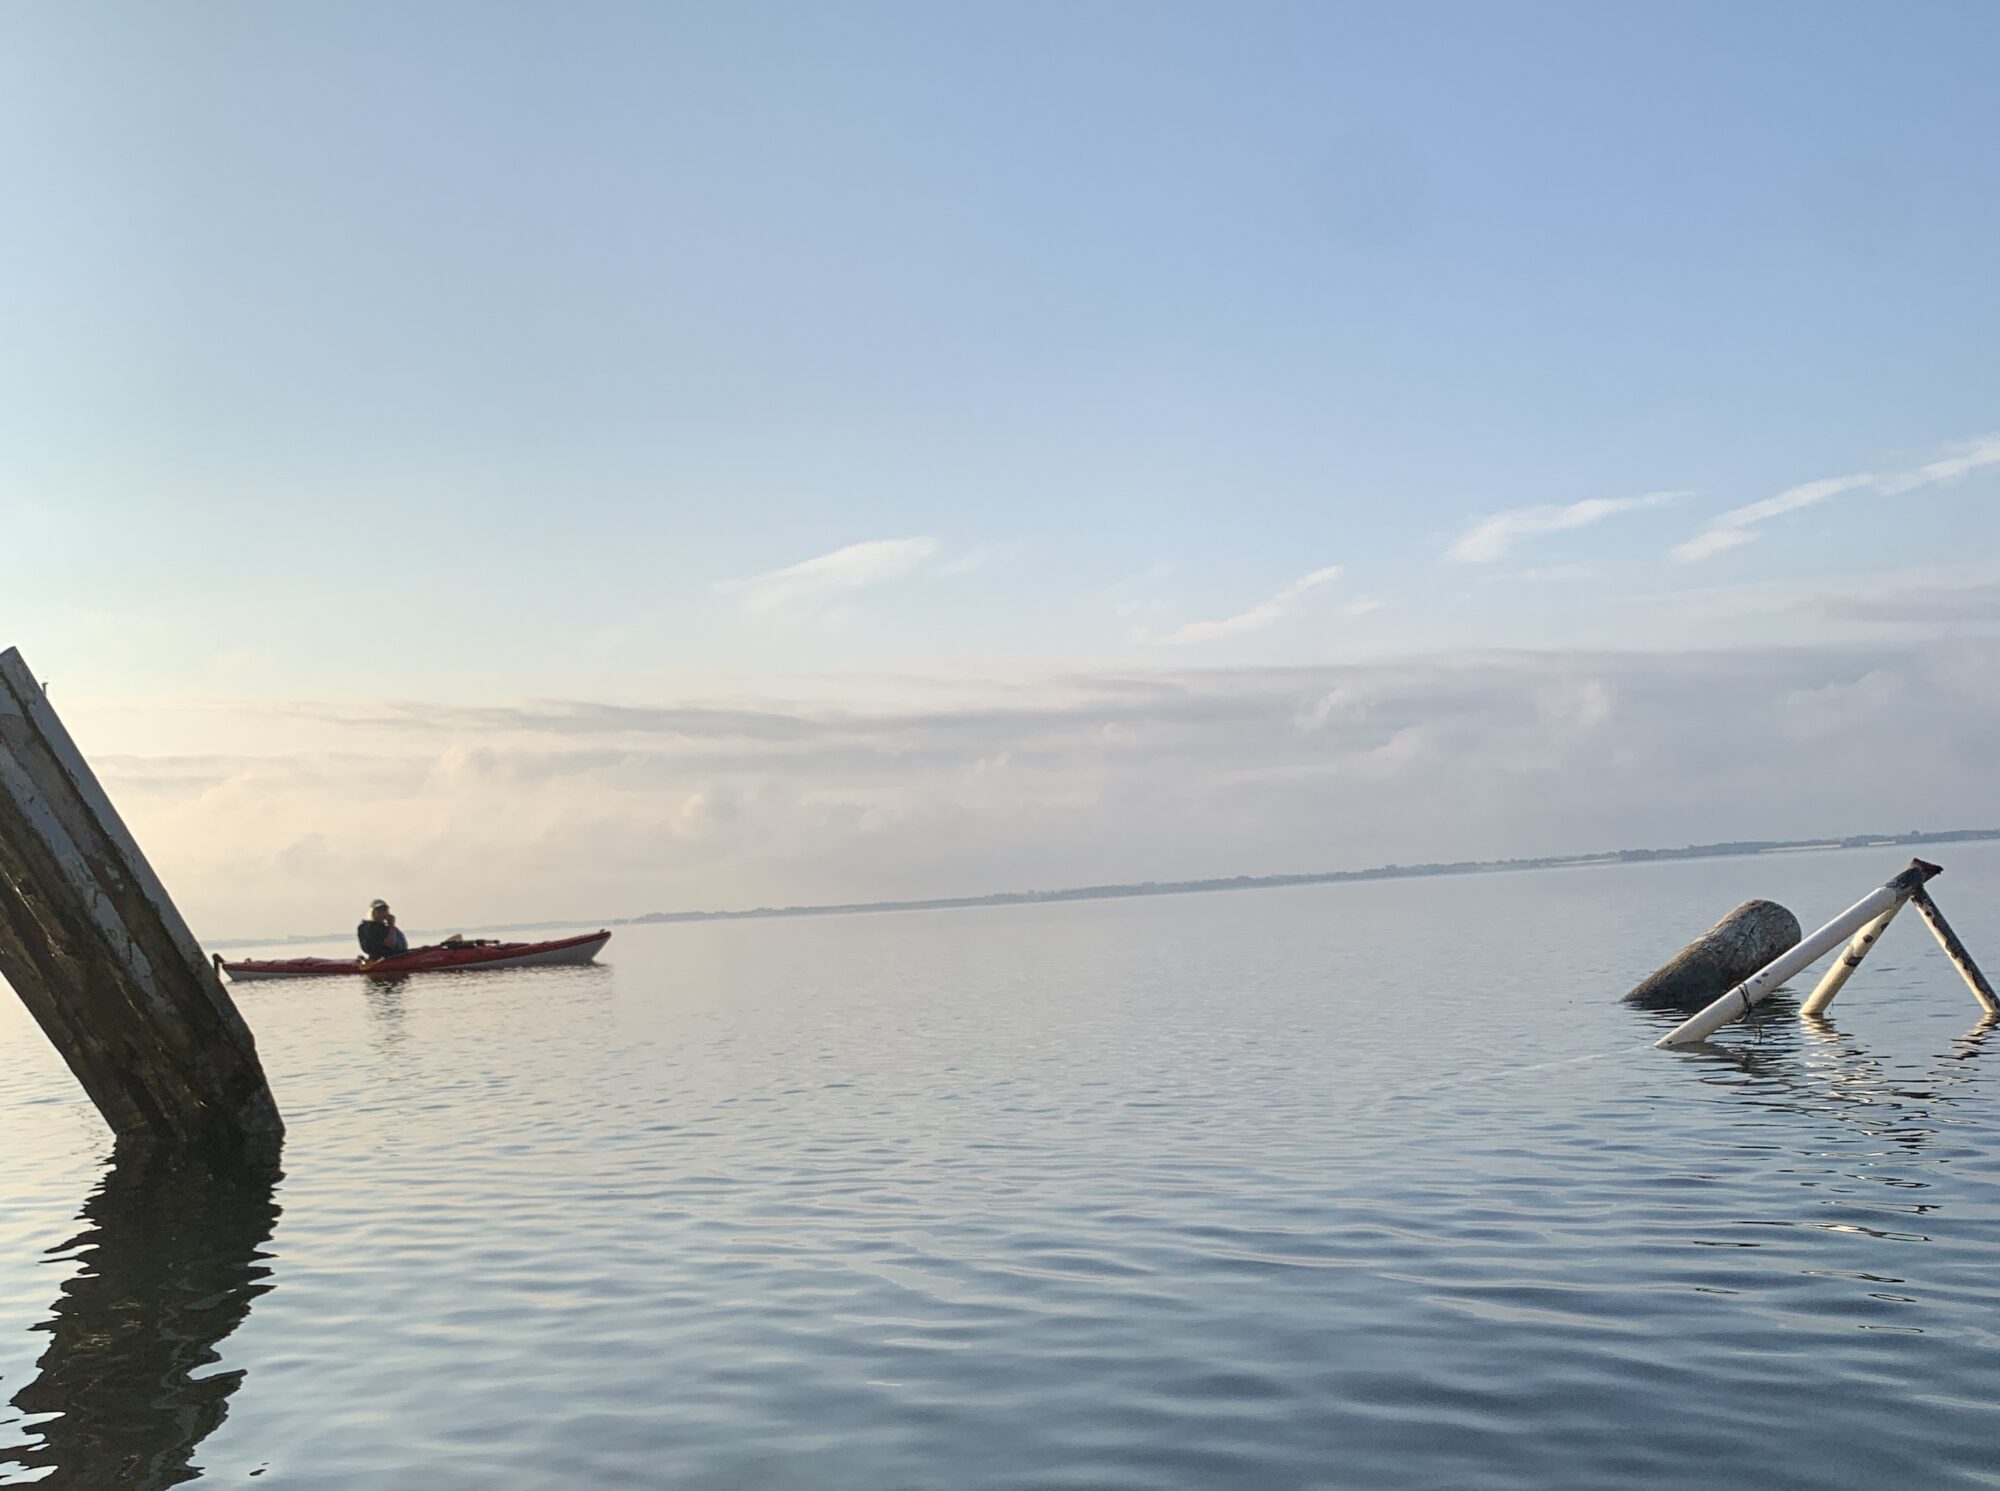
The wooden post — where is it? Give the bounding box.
[1799,895,1909,1016]
[1910,887,2000,1016]
[0,647,282,1152]
[1657,860,1940,1049]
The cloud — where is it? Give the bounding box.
[1816,582,2000,626]
[99,640,2000,941]
[1878,434,2000,493]
[716,537,938,615]
[1446,491,1682,564]
[1106,561,1178,622]
[933,541,1012,578]
[1134,565,1344,645]
[1674,435,2000,562]
[1670,474,1875,562]
[1502,563,1599,584]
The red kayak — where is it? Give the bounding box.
[220,930,611,981]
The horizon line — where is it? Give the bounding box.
[206,826,2000,949]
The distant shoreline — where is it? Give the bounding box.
[209,827,2000,949]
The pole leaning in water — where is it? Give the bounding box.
[1656,860,1941,1049]
[0,646,282,1152]
[1908,886,2000,1016]
[1799,896,1910,1017]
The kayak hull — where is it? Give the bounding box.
[222,930,611,981]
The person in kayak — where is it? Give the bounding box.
[358,899,410,962]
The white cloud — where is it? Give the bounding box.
[1504,562,1599,584]
[1879,434,2000,493]
[1106,561,1178,621]
[1447,492,1682,564]
[1670,474,1875,562]
[1820,582,2000,626]
[933,547,992,578]
[1674,435,2000,562]
[1134,565,1344,645]
[716,537,938,615]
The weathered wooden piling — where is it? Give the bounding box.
[1624,899,1803,1009]
[0,646,282,1152]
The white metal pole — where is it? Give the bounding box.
[1910,887,2000,1015]
[1799,896,1908,1016]
[1657,862,1940,1049]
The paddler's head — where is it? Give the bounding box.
[369,898,391,922]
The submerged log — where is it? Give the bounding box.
[0,646,282,1153]
[1623,899,1803,1009]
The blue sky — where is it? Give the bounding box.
[1,4,1996,932]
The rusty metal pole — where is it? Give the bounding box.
[0,646,282,1153]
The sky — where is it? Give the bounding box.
[1,2,1996,937]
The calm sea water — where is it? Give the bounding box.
[5,847,2000,1489]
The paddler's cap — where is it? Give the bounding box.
[370,898,389,909]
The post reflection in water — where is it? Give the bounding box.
[1640,991,2000,1175]
[1944,1011,2000,1061]
[4,1148,281,1489]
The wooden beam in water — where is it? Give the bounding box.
[0,646,282,1153]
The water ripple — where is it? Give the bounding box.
[4,850,2000,1486]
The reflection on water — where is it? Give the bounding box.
[4,1150,280,1489]
[1649,997,2000,1120]
[1649,1003,1990,1150]
[364,980,411,1053]
[1637,1001,2000,1259]
[1944,1011,2000,1061]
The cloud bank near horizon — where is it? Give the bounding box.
[76,638,2000,941]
